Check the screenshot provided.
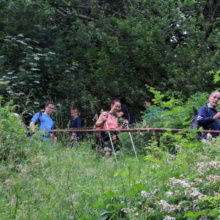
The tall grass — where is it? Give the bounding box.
[1,103,220,219]
[1,135,220,219]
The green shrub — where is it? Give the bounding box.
[0,100,30,162]
[143,88,209,129]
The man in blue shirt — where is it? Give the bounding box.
[197,91,220,138]
[30,101,57,142]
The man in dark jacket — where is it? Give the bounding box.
[197,91,220,138]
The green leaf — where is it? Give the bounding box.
[184,210,207,218]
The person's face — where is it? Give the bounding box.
[71,110,77,118]
[143,100,151,107]
[45,104,55,115]
[111,102,121,113]
[209,92,220,107]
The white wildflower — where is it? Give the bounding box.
[197,154,208,159]
[141,191,151,198]
[121,207,137,213]
[5,179,13,185]
[146,207,154,213]
[163,216,176,220]
[206,175,220,182]
[21,169,27,173]
[121,208,130,213]
[165,191,174,197]
[194,178,203,184]
[175,145,183,150]
[184,188,207,200]
[169,177,191,188]
[196,161,220,175]
[158,200,180,214]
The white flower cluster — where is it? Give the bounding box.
[163,216,176,220]
[184,188,206,200]
[165,191,173,197]
[166,153,176,160]
[169,177,192,188]
[175,145,183,151]
[5,178,13,185]
[196,160,220,175]
[206,175,220,182]
[83,168,97,176]
[158,200,180,214]
[201,136,215,144]
[197,154,208,159]
[141,190,151,198]
[194,178,203,184]
[146,207,155,213]
[121,207,137,213]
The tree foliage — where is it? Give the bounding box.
[1,0,220,126]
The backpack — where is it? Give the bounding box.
[95,123,105,140]
[35,112,43,126]
[35,112,56,131]
[191,105,209,139]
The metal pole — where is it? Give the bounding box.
[105,122,119,166]
[47,127,220,134]
[126,125,138,158]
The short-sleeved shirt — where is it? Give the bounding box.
[31,112,54,139]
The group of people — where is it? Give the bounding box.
[29,99,129,145]
[28,91,220,146]
[30,101,82,144]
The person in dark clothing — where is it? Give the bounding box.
[143,98,151,109]
[119,106,136,125]
[69,108,82,142]
[197,91,220,138]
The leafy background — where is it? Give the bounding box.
[1,0,220,126]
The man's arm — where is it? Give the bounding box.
[29,112,41,132]
[197,106,214,126]
[29,121,36,132]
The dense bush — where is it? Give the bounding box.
[142,88,209,129]
[0,101,29,162]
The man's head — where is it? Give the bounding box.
[143,98,151,108]
[208,91,220,107]
[45,101,55,115]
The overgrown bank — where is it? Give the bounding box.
[1,106,220,219]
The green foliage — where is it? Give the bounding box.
[0,109,220,219]
[0,33,78,124]
[1,0,220,126]
[1,0,220,218]
[143,87,209,129]
[0,99,30,162]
